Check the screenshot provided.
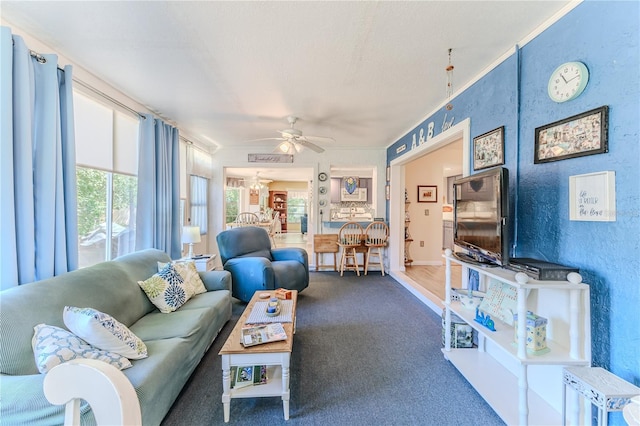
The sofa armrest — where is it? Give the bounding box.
[272,247,308,265]
[199,270,232,292]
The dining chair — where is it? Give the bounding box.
[364,221,389,276]
[337,222,364,276]
[268,216,280,247]
[234,212,260,227]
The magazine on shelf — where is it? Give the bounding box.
[230,365,268,389]
[241,322,287,347]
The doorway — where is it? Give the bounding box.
[387,119,470,310]
[223,166,314,256]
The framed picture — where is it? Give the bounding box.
[417,185,437,203]
[534,106,609,164]
[473,126,505,171]
[569,171,616,221]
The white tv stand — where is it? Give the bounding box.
[442,250,591,425]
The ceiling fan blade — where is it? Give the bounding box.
[245,137,286,143]
[301,135,336,143]
[296,138,325,153]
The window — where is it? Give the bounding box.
[225,187,241,224]
[190,175,208,235]
[287,191,308,224]
[74,91,139,267]
[77,168,136,268]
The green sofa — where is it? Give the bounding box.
[0,248,232,425]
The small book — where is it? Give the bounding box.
[241,323,287,347]
[230,365,268,389]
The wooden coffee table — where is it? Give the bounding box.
[219,290,297,422]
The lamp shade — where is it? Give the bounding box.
[182,226,201,244]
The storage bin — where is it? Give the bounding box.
[514,311,548,352]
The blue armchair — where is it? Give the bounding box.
[216,226,309,303]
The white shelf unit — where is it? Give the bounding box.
[442,250,591,426]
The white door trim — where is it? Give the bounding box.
[388,118,471,272]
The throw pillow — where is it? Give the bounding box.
[138,263,189,313]
[32,324,132,374]
[175,261,207,296]
[157,261,207,297]
[63,306,148,359]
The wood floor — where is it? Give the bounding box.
[278,234,460,305]
[403,263,462,301]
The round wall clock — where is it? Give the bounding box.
[319,186,327,195]
[547,61,589,103]
[318,172,328,182]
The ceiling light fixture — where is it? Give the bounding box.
[278,140,303,154]
[279,141,291,153]
[446,48,454,111]
[249,172,265,190]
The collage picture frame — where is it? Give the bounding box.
[473,126,505,171]
[534,106,609,164]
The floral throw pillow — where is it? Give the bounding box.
[63,306,148,359]
[32,324,132,374]
[157,261,207,297]
[174,262,207,296]
[138,263,190,313]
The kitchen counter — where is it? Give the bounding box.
[322,220,374,229]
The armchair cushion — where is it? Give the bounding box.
[216,227,309,302]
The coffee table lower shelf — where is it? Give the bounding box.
[226,365,283,398]
[221,354,291,422]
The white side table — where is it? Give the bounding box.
[181,254,216,272]
[563,366,640,426]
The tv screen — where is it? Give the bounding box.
[453,167,510,266]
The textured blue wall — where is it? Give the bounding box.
[387,0,640,410]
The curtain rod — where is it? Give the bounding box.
[72,77,146,120]
[26,49,144,120]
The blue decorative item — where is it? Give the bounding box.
[474,307,496,332]
[344,177,358,194]
[468,270,480,292]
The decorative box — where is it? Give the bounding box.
[513,311,548,352]
[442,310,474,348]
[274,288,292,300]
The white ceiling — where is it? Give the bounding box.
[2,1,570,163]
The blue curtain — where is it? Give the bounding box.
[0,27,78,289]
[135,113,181,259]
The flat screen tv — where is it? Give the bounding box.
[453,167,510,266]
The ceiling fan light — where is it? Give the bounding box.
[294,142,303,153]
[279,142,290,153]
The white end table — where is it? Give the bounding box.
[563,366,640,426]
[180,254,216,271]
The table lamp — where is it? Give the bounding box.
[182,226,201,259]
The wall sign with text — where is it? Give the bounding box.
[569,171,616,222]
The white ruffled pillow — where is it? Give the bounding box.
[32,324,132,374]
[63,306,148,359]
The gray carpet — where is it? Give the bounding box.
[161,271,505,425]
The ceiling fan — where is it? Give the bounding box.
[242,172,272,189]
[249,116,335,153]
